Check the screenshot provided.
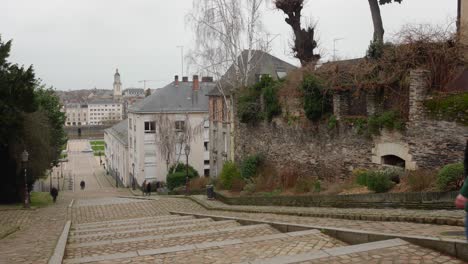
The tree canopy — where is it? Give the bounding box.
[0,35,66,203]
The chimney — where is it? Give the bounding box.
[174,75,179,86]
[202,76,213,82]
[193,75,199,91]
[182,76,189,82]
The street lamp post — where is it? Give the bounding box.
[21,150,30,209]
[132,163,135,190]
[184,145,191,196]
[99,151,102,165]
[49,166,53,192]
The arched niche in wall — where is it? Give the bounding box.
[371,142,417,170]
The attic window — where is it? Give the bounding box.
[277,71,287,79]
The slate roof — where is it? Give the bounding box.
[207,50,297,97]
[129,81,215,114]
[105,120,128,146]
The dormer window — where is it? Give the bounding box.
[175,121,185,132]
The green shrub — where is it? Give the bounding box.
[327,115,337,130]
[237,89,263,124]
[301,75,332,122]
[219,161,242,190]
[237,75,282,124]
[241,182,256,195]
[263,82,282,121]
[368,111,405,135]
[166,163,199,190]
[240,154,263,179]
[436,163,464,191]
[354,169,369,186]
[313,180,322,193]
[424,92,468,125]
[367,171,395,193]
[407,170,437,192]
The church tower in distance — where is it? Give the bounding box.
[113,69,122,99]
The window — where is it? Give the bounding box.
[204,142,208,151]
[144,121,156,133]
[204,169,210,177]
[204,160,210,165]
[175,121,185,131]
[129,118,132,129]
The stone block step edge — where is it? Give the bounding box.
[48,220,71,264]
[70,218,213,234]
[246,238,408,264]
[170,211,468,262]
[185,196,464,227]
[67,223,275,249]
[74,214,186,228]
[63,229,322,264]
[69,220,240,240]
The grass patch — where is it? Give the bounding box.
[90,140,104,146]
[91,145,105,151]
[30,192,53,207]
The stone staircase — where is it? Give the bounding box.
[63,214,463,264]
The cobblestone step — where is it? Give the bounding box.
[73,214,192,229]
[64,224,280,260]
[70,217,212,235]
[69,220,241,244]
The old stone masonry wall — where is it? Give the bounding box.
[234,69,468,179]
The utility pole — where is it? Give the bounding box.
[176,46,184,77]
[333,38,344,61]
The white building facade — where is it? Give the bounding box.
[128,75,213,186]
[104,120,130,187]
[88,99,123,125]
[65,103,88,126]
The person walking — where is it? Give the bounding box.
[50,187,58,203]
[146,181,152,196]
[80,180,86,190]
[142,180,147,196]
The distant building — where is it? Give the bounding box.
[207,50,296,177]
[122,88,145,119]
[104,120,129,187]
[113,69,122,99]
[127,75,214,186]
[87,99,123,126]
[64,103,88,126]
[64,69,125,126]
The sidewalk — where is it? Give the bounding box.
[187,195,466,227]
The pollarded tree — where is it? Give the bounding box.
[275,0,320,66]
[368,0,403,44]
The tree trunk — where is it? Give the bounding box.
[368,0,384,43]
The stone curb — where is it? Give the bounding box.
[48,220,71,264]
[171,211,468,262]
[185,195,465,227]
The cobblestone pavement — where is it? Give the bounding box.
[0,139,126,264]
[2,140,467,263]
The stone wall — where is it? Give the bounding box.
[234,69,468,179]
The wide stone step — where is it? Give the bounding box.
[69,220,241,244]
[64,224,279,262]
[70,217,212,236]
[72,215,191,230]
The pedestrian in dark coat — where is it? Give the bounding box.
[142,180,147,196]
[50,187,58,203]
[146,181,151,196]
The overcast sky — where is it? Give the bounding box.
[1,0,457,91]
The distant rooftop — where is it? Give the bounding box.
[105,120,128,146]
[129,79,215,114]
[88,98,121,105]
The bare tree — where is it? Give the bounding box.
[275,0,320,66]
[154,113,205,174]
[187,0,271,161]
[368,0,403,44]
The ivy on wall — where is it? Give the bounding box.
[237,76,282,124]
[300,75,332,122]
[424,92,468,126]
